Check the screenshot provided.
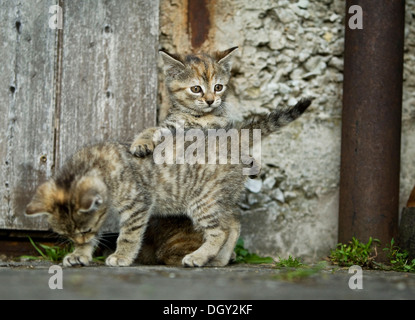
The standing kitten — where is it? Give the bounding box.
[130,47,238,157]
[26,99,311,267]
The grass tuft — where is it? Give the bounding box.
[329,237,379,268]
[329,237,415,273]
[233,238,274,264]
[20,236,73,262]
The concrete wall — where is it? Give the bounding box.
[159,0,415,261]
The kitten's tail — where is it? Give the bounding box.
[236,98,311,177]
[238,98,312,138]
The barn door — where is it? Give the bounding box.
[0,0,158,231]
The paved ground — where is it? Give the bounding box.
[0,259,414,300]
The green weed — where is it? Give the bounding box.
[20,236,73,262]
[274,261,327,282]
[233,239,327,281]
[275,255,304,268]
[381,238,415,273]
[329,237,379,268]
[330,237,415,273]
[21,237,107,264]
[233,238,274,264]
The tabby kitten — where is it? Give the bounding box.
[130,47,238,157]
[137,215,204,265]
[26,99,311,267]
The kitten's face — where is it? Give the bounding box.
[161,47,238,115]
[26,177,108,245]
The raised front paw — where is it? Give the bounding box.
[182,252,210,267]
[105,254,134,267]
[63,253,92,267]
[130,139,154,157]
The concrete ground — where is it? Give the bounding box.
[0,259,414,300]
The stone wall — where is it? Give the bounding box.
[159,0,415,261]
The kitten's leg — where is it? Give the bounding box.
[63,241,96,267]
[130,127,159,157]
[106,205,150,267]
[182,206,228,267]
[208,217,240,267]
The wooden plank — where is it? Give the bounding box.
[0,1,57,230]
[57,0,159,165]
[57,0,158,232]
[0,0,159,232]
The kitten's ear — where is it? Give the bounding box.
[159,50,185,77]
[79,192,103,213]
[215,46,238,72]
[75,176,107,213]
[26,181,56,217]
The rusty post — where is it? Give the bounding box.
[188,0,211,49]
[339,1,405,253]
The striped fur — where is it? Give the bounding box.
[26,100,311,267]
[26,100,309,267]
[130,47,238,157]
[235,98,312,147]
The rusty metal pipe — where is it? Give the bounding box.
[339,1,405,251]
[188,0,211,49]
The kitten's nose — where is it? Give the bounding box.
[206,99,214,105]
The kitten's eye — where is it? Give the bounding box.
[190,86,202,94]
[81,228,92,235]
[214,84,224,92]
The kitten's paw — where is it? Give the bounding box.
[105,254,133,267]
[206,257,230,267]
[130,139,154,157]
[206,260,228,267]
[182,253,209,267]
[63,253,91,267]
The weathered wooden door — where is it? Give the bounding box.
[0,1,158,231]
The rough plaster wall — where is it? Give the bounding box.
[402,0,415,212]
[159,0,415,261]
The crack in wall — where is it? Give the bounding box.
[52,0,64,173]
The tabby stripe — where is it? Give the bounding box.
[119,208,147,225]
[120,211,147,229]
[190,187,221,211]
[196,214,219,226]
[182,165,196,202]
[119,238,134,244]
[204,224,221,231]
[126,214,147,228]
[127,207,148,218]
[170,86,187,93]
[125,222,146,233]
[176,165,186,203]
[191,199,219,217]
[118,202,136,214]
[195,213,216,223]
[176,165,184,202]
[202,220,220,230]
[190,177,217,202]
